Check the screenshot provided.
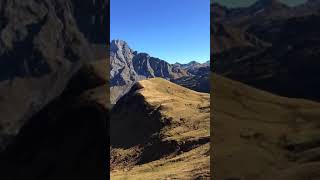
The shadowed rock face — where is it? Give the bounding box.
[0,0,91,141]
[71,0,108,44]
[0,0,109,179]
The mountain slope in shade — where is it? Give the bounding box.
[212,73,320,180]
[110,39,209,104]
[110,78,210,179]
[211,22,269,54]
[0,0,107,151]
[212,0,320,102]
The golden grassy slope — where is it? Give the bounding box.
[137,78,210,141]
[110,78,210,179]
[212,73,320,180]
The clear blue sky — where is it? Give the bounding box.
[214,0,307,8]
[111,0,210,64]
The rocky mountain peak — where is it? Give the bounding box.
[110,39,132,53]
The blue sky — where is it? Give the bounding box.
[214,0,307,8]
[111,0,210,64]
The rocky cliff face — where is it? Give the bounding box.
[110,40,138,86]
[110,40,188,87]
[0,0,88,149]
[0,0,108,179]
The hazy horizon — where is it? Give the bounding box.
[111,0,210,64]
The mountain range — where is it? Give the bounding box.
[212,0,320,102]
[110,39,210,104]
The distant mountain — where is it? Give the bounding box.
[110,40,209,103]
[172,61,210,93]
[174,60,209,75]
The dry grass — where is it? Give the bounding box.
[138,78,210,141]
[111,144,210,180]
[110,78,210,179]
[212,73,320,180]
